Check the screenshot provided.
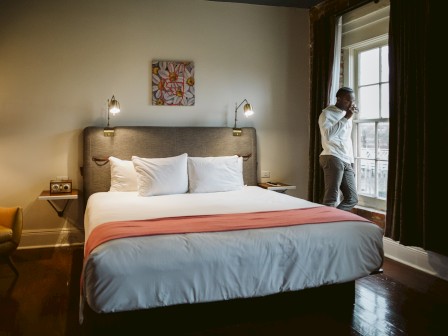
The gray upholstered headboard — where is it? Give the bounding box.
[82,126,257,203]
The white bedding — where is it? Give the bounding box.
[82,186,384,317]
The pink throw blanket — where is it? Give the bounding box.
[84,207,370,258]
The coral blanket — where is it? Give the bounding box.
[84,206,370,259]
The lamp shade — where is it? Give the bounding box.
[243,103,254,117]
[108,95,121,114]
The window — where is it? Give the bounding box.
[353,42,389,211]
[341,2,390,211]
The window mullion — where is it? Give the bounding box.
[374,121,378,198]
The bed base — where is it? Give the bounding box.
[81,281,355,334]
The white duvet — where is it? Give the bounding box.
[82,186,384,318]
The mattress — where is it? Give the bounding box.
[81,186,384,319]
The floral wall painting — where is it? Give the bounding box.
[152,60,195,106]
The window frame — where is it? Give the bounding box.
[343,35,389,211]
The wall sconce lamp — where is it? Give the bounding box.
[104,95,121,136]
[233,99,254,136]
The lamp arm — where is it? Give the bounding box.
[234,99,249,128]
[235,99,249,111]
[106,99,111,127]
[234,104,238,129]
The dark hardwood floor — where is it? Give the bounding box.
[1,246,447,335]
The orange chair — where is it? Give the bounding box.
[0,207,23,276]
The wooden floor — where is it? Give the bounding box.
[1,246,447,336]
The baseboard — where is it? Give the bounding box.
[383,237,448,281]
[19,227,84,249]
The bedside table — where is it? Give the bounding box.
[258,182,296,193]
[38,189,79,217]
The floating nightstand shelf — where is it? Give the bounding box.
[258,182,296,193]
[38,189,79,217]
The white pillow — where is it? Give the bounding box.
[109,156,138,192]
[132,153,188,196]
[188,155,244,193]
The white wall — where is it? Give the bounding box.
[0,0,310,248]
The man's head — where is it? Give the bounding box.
[335,87,356,111]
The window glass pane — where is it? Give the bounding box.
[359,86,380,119]
[381,46,389,82]
[377,161,388,199]
[359,48,379,85]
[358,159,376,197]
[377,122,389,160]
[358,123,376,159]
[381,83,389,118]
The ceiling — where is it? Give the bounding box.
[208,0,325,8]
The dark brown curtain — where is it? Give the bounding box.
[308,0,371,203]
[307,14,336,203]
[385,0,445,255]
[309,0,444,255]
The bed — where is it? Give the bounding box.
[80,126,384,328]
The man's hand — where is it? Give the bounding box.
[344,109,354,119]
[345,103,358,119]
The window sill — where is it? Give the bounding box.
[352,205,386,229]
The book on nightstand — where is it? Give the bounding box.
[258,182,296,191]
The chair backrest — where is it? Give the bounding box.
[0,207,23,246]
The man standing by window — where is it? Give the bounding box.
[318,87,358,211]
